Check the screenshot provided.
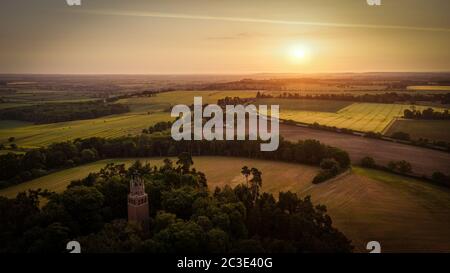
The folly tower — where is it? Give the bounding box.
[127,177,150,230]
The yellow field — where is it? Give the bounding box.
[117,90,258,112]
[1,156,449,252]
[276,103,444,133]
[407,86,450,91]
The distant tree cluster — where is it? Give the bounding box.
[0,156,353,253]
[0,142,100,188]
[388,160,413,174]
[360,156,413,175]
[0,101,129,124]
[142,121,173,134]
[403,108,450,120]
[0,135,350,189]
[360,156,450,188]
[217,96,254,107]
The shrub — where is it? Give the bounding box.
[312,170,339,184]
[388,160,412,174]
[431,172,450,187]
[360,157,376,168]
[364,131,382,139]
[313,158,342,184]
[320,158,340,175]
[81,148,97,163]
[391,131,410,141]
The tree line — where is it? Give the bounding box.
[0,156,353,253]
[403,108,450,120]
[0,101,129,124]
[360,156,450,188]
[256,91,450,105]
[0,133,350,189]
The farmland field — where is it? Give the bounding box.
[0,120,32,130]
[117,90,258,112]
[386,119,450,142]
[1,90,448,150]
[266,100,445,133]
[0,89,97,109]
[255,98,352,112]
[1,156,449,253]
[0,112,172,148]
[279,123,450,176]
[407,86,450,91]
[0,90,259,148]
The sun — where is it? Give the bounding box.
[291,48,306,59]
[288,45,310,63]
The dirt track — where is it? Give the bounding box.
[280,124,450,176]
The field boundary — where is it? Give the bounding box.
[381,117,400,135]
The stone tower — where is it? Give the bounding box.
[127,177,150,230]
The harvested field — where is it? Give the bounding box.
[280,123,450,176]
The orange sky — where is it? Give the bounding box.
[1,0,449,74]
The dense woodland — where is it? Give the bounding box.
[0,156,353,253]
[0,101,129,124]
[0,133,350,189]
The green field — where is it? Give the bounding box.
[386,119,450,142]
[0,120,32,130]
[271,102,444,133]
[0,112,172,148]
[0,89,97,108]
[1,156,449,252]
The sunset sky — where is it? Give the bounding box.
[1,0,449,74]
